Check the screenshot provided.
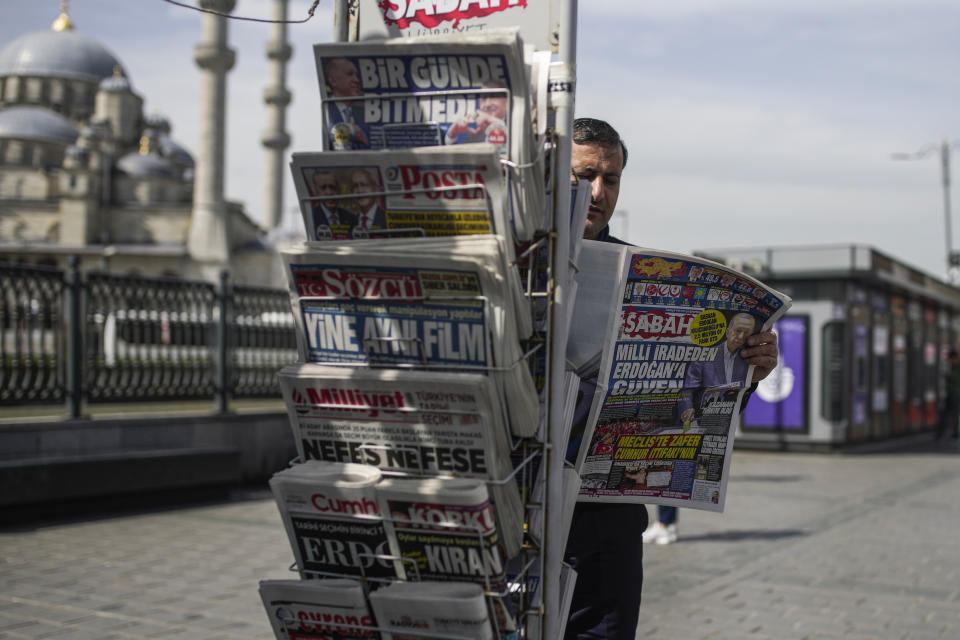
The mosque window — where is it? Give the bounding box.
[50,80,65,110]
[26,78,43,103]
[6,141,23,164]
[4,76,19,102]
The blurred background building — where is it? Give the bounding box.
[0,3,285,285]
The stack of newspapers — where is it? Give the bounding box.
[261,23,587,640]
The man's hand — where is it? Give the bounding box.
[741,330,778,384]
[347,116,369,147]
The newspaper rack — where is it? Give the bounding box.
[260,4,580,638]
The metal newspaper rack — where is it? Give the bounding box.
[265,3,579,637]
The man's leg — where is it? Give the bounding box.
[564,503,648,640]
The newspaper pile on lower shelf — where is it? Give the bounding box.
[279,364,524,558]
[569,242,792,511]
[270,461,399,580]
[370,581,494,640]
[378,476,516,635]
[259,578,376,639]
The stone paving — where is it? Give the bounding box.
[1,436,958,639]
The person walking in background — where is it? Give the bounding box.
[936,348,960,441]
[642,506,678,545]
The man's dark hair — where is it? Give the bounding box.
[572,117,628,168]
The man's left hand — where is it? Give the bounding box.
[742,330,778,384]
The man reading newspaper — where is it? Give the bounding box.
[562,118,780,640]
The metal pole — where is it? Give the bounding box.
[217,269,231,414]
[64,254,84,419]
[545,1,577,637]
[942,140,956,279]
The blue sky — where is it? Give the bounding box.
[2,1,958,279]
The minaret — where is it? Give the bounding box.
[187,0,236,273]
[261,0,292,231]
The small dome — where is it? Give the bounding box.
[116,151,175,179]
[0,30,128,83]
[0,106,78,144]
[159,136,194,167]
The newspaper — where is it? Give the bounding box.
[378,477,511,582]
[377,477,516,634]
[281,237,538,438]
[278,363,524,555]
[354,0,562,52]
[290,145,513,243]
[269,461,401,580]
[312,30,543,240]
[570,243,792,510]
[369,580,495,640]
[258,578,376,639]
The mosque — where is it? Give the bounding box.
[0,1,292,285]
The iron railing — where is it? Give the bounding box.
[0,259,297,416]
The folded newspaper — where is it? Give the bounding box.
[269,461,402,580]
[377,477,517,634]
[378,477,511,583]
[258,578,376,639]
[278,363,524,556]
[291,145,519,243]
[369,580,495,640]
[313,29,543,240]
[569,243,792,511]
[281,237,538,438]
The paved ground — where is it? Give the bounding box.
[1,436,957,640]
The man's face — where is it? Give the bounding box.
[725,316,754,353]
[327,59,362,98]
[351,170,377,210]
[478,94,507,121]
[313,172,340,209]
[571,142,624,240]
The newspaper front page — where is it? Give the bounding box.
[291,145,514,243]
[572,243,792,511]
[259,578,376,640]
[281,238,538,438]
[269,461,401,581]
[313,32,528,158]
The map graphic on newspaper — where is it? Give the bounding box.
[571,243,792,511]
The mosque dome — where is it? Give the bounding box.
[0,29,128,83]
[0,106,78,144]
[159,136,195,167]
[116,150,176,179]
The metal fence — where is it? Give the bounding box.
[0,258,296,416]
